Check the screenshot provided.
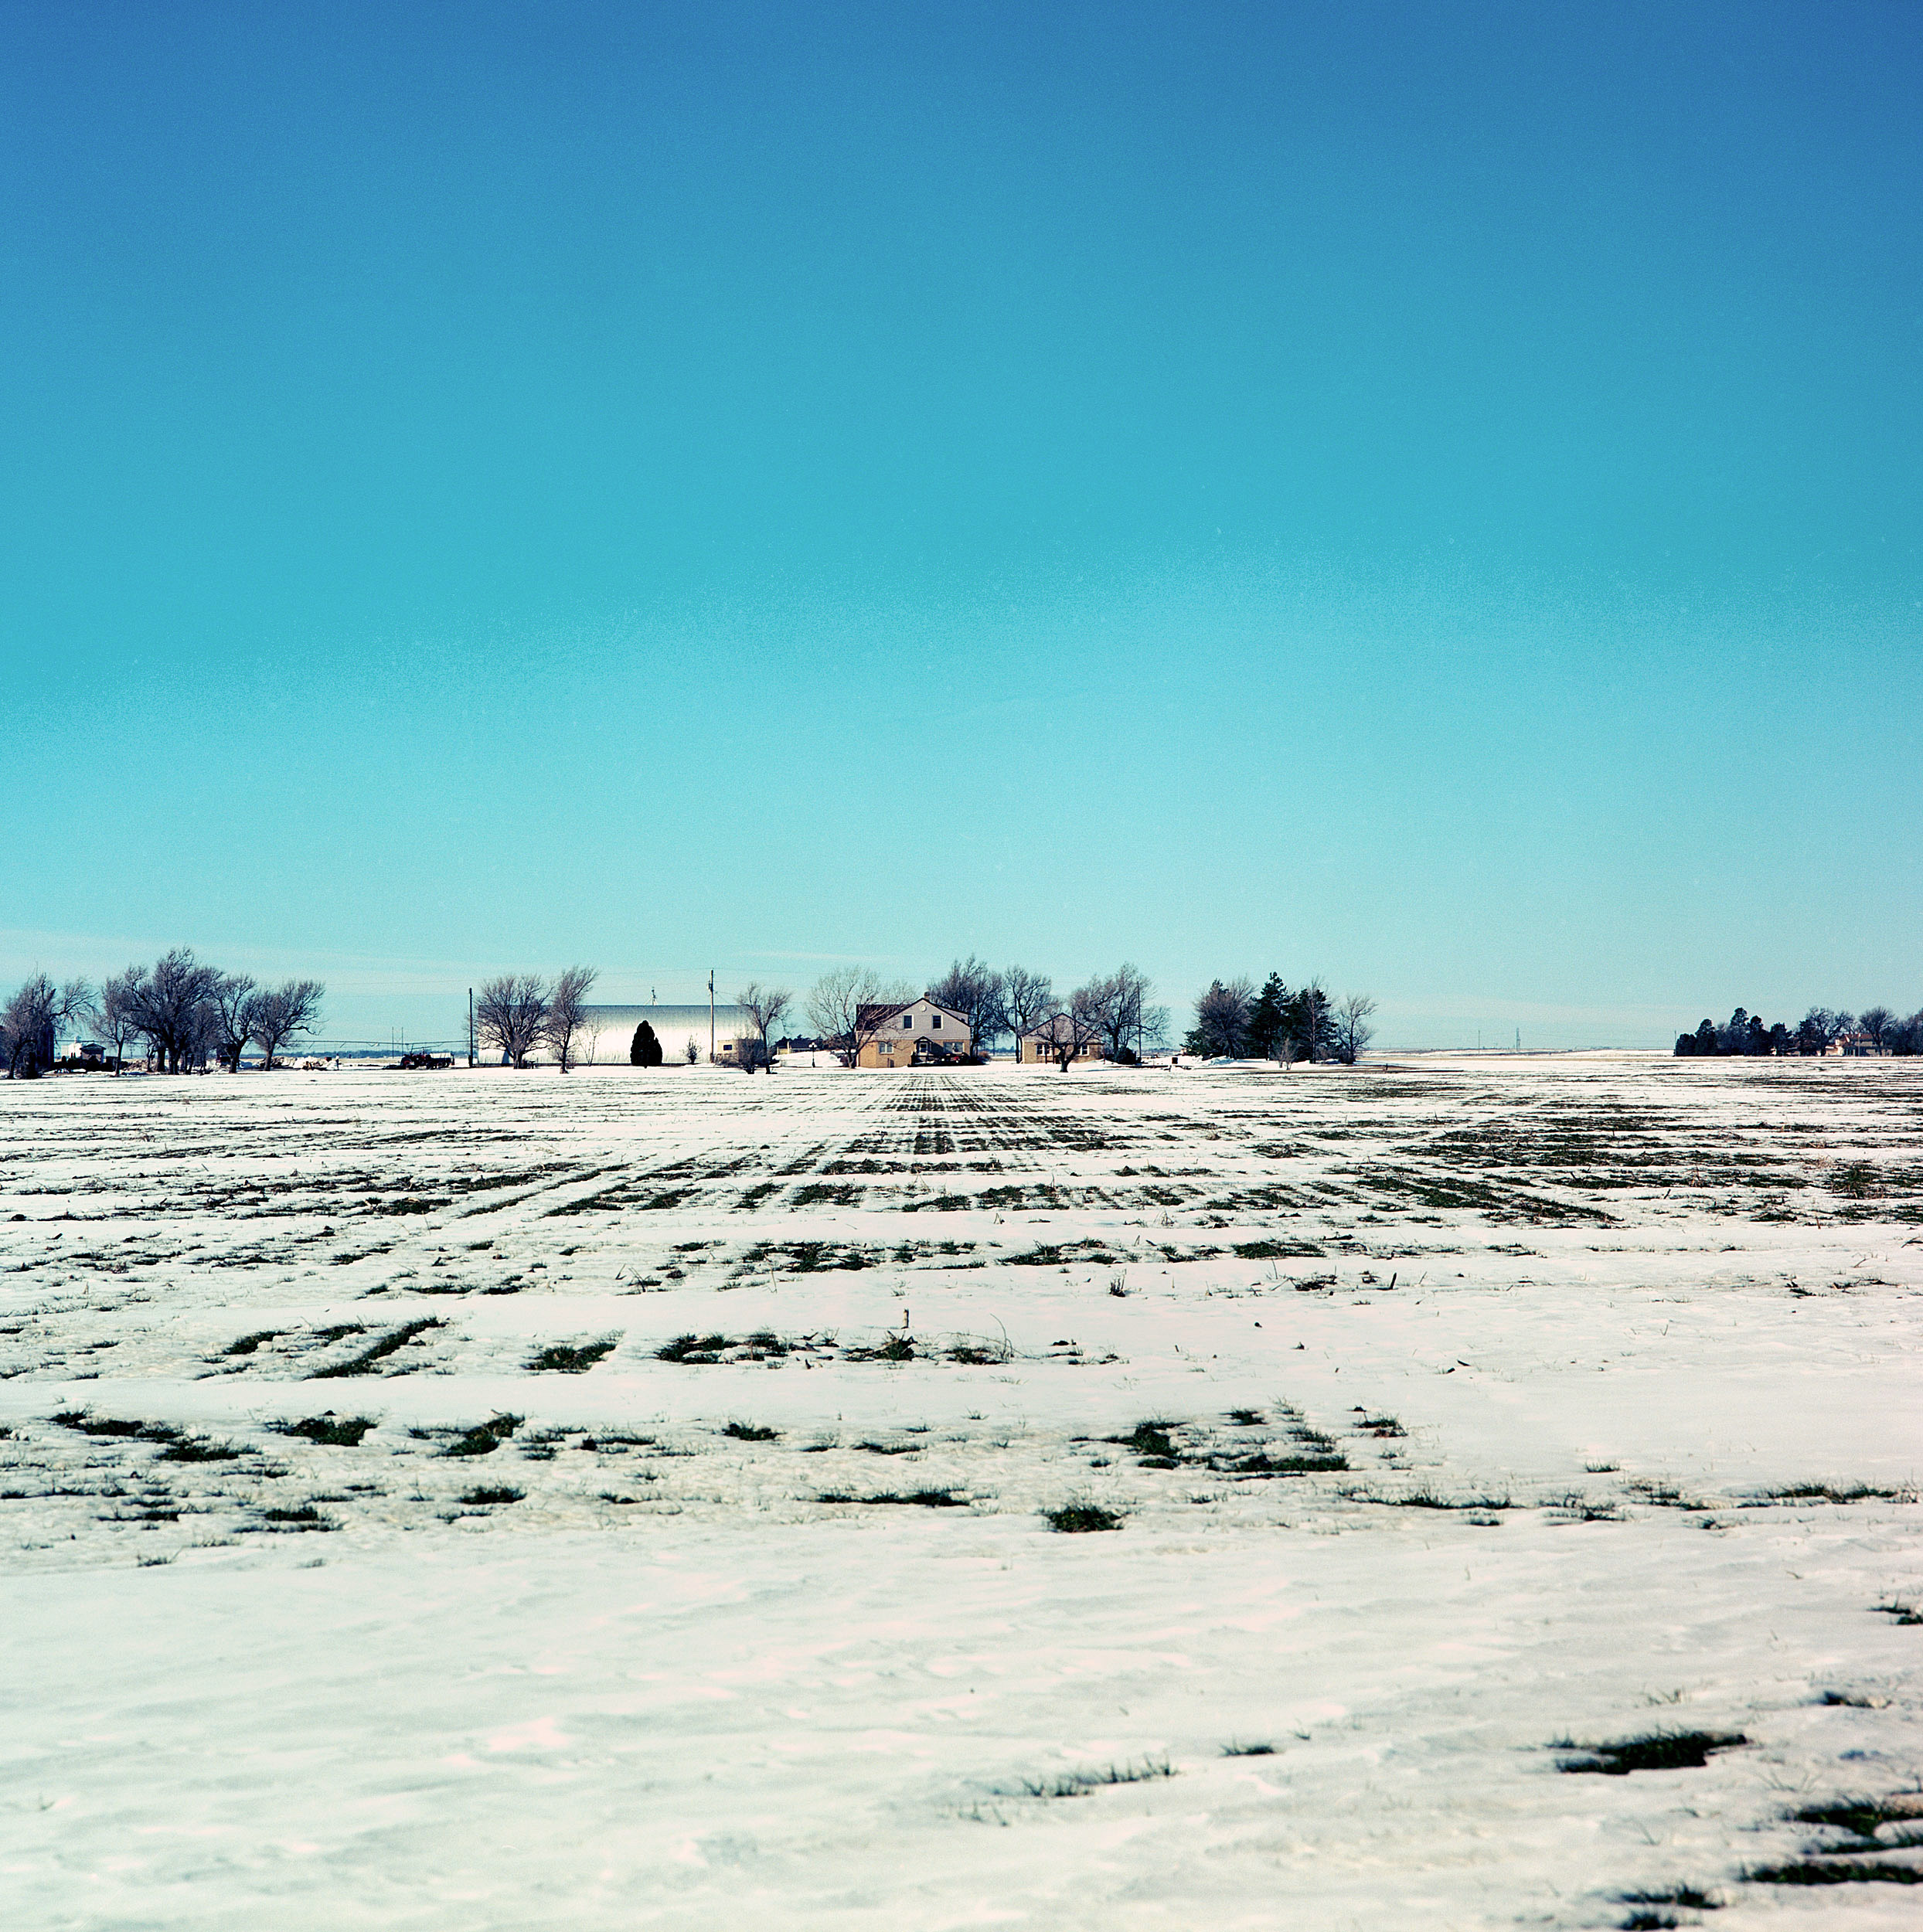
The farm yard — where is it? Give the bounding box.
[2,1056,1919,1930]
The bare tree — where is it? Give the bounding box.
[806,966,913,1067]
[475,973,550,1069]
[250,980,325,1070]
[2,973,95,1078]
[1333,993,1377,1066]
[736,982,792,1070]
[125,950,221,1073]
[95,968,145,1072]
[1087,963,1152,1060]
[1288,981,1335,1065]
[927,956,1002,1050]
[209,974,260,1073]
[540,965,599,1072]
[1189,978,1254,1057]
[1054,979,1111,1070]
[996,965,1054,1056]
[578,1014,606,1066]
[1858,1005,1894,1054]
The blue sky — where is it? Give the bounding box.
[4,1,1918,1047]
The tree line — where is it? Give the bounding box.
[1675,1004,1923,1057]
[1185,975,1375,1065]
[2,951,325,1077]
[473,968,599,1070]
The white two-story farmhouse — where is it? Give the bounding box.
[854,997,972,1068]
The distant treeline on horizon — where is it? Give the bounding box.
[1676,1005,1922,1057]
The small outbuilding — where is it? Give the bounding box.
[1016,1014,1104,1065]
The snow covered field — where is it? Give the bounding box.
[2,1055,1918,1930]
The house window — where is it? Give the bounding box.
[931,1015,941,1027]
[901,1015,910,1028]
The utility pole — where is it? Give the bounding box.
[709,970,715,1065]
[468,988,475,1068]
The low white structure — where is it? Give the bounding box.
[521,1005,751,1065]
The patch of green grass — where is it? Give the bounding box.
[655,1332,732,1363]
[1227,1408,1264,1427]
[1745,1860,1921,1886]
[53,1412,178,1443]
[1222,1451,1348,1476]
[1792,1798,1923,1841]
[1016,1757,1174,1798]
[1874,1600,1923,1624]
[459,1485,523,1505]
[1377,1486,1511,1512]
[276,1415,375,1447]
[1554,1730,1747,1775]
[1231,1239,1326,1259]
[526,1338,618,1373]
[443,1413,523,1458]
[1355,1413,1406,1437]
[1043,1503,1124,1533]
[1627,1478,1708,1511]
[1110,1420,1180,1462]
[1221,1741,1275,1757]
[1763,1481,1915,1505]
[1009,1242,1115,1267]
[788,1182,856,1208]
[1551,1492,1624,1522]
[225,1330,283,1356]
[260,1503,333,1529]
[724,1422,778,1442]
[828,1488,967,1508]
[1618,1886,1719,1912]
[308,1318,444,1379]
[159,1436,243,1462]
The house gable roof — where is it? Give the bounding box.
[855,997,972,1032]
[1018,1011,1091,1041]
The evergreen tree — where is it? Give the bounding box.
[1286,983,1337,1063]
[1245,974,1288,1060]
[631,1021,662,1066]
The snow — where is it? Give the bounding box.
[2,1055,1918,1927]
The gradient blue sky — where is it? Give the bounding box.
[5,1,1918,1047]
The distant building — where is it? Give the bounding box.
[543,1004,752,1064]
[855,997,972,1069]
[1017,1014,1103,1065]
